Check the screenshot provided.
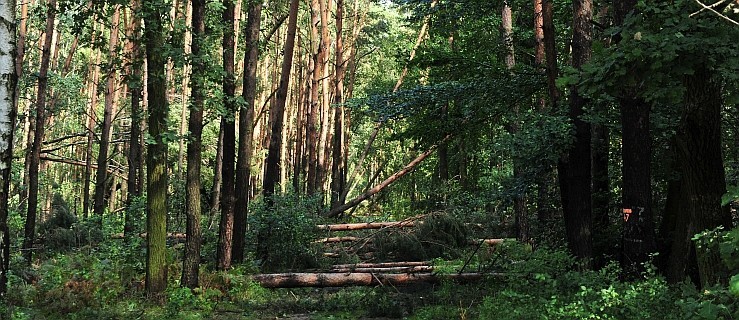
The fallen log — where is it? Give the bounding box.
[329,266,433,273]
[252,272,503,288]
[331,261,431,269]
[111,232,187,239]
[471,238,513,245]
[317,221,415,231]
[313,236,359,243]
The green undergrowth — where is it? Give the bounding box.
[1,240,737,319]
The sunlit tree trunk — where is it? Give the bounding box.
[0,0,17,297]
[143,0,170,294]
[307,0,323,195]
[24,0,56,264]
[93,5,121,218]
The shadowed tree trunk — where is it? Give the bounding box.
[664,65,731,287]
[217,0,237,271]
[558,0,593,268]
[125,0,144,239]
[331,0,346,210]
[182,0,205,289]
[233,0,262,264]
[613,0,656,278]
[24,0,56,264]
[263,0,300,199]
[0,0,17,297]
[143,0,170,294]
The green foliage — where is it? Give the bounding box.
[249,193,324,272]
[372,212,469,261]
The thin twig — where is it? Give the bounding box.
[691,0,739,25]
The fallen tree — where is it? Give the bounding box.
[328,266,434,273]
[316,220,416,231]
[331,261,431,269]
[252,272,504,288]
[111,232,187,239]
[325,134,453,217]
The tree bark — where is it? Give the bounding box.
[664,65,731,286]
[263,0,300,198]
[612,0,657,278]
[143,0,170,294]
[93,5,121,217]
[24,0,56,264]
[182,0,205,289]
[217,0,237,271]
[558,0,593,267]
[252,272,501,288]
[233,0,262,264]
[0,0,17,296]
[307,0,324,195]
[330,0,346,209]
[125,0,144,238]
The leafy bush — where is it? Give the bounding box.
[248,193,324,272]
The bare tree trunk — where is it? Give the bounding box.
[208,127,223,228]
[307,0,324,195]
[182,0,205,288]
[143,0,170,294]
[558,0,593,268]
[232,0,262,264]
[217,0,237,271]
[93,5,121,217]
[330,0,346,209]
[263,0,300,199]
[664,65,730,287]
[613,0,656,278]
[125,0,144,238]
[0,0,18,296]
[83,22,101,220]
[24,0,56,264]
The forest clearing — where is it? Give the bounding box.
[0,0,739,318]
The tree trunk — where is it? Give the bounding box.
[619,96,655,277]
[24,0,56,264]
[0,0,17,296]
[125,0,144,238]
[263,0,299,198]
[232,0,262,264]
[558,0,593,268]
[307,0,323,195]
[182,0,205,289]
[93,5,121,218]
[330,0,346,209]
[217,0,237,271]
[612,0,656,278]
[209,127,223,227]
[143,0,170,294]
[664,65,731,287]
[501,1,528,243]
[252,272,500,288]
